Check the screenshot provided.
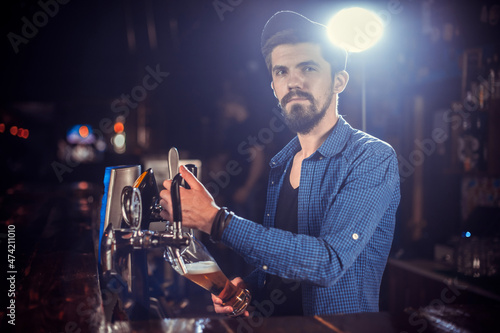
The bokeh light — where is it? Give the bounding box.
[10,126,18,136]
[328,7,384,53]
[114,122,124,133]
[79,125,89,138]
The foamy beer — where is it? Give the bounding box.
[164,234,251,316]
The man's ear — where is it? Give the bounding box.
[333,70,349,94]
[271,81,277,99]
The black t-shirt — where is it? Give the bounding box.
[261,165,303,316]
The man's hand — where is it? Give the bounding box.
[159,165,219,234]
[211,277,250,317]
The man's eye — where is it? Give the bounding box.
[275,70,285,76]
[304,66,316,72]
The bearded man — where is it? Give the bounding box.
[159,10,400,317]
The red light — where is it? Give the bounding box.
[10,126,18,136]
[77,182,89,190]
[114,122,124,133]
[17,128,24,137]
[23,129,29,139]
[0,123,5,133]
[79,125,89,138]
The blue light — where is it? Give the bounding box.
[67,124,95,144]
[463,231,471,238]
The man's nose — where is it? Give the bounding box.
[287,70,304,90]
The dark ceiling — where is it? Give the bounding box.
[1,0,499,184]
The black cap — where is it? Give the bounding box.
[260,11,347,72]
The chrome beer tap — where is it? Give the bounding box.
[100,168,190,276]
[166,173,190,275]
[98,151,202,322]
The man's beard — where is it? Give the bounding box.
[280,86,334,135]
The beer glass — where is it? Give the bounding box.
[164,233,251,316]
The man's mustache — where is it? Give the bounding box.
[281,90,314,107]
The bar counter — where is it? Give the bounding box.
[1,182,499,332]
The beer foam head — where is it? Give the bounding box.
[184,261,220,275]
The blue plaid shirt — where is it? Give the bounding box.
[221,116,400,316]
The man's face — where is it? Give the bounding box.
[271,43,335,134]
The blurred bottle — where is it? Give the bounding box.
[457,235,500,278]
[458,93,487,172]
[492,53,500,100]
[458,54,490,173]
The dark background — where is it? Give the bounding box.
[1,0,500,260]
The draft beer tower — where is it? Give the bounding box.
[98,149,250,322]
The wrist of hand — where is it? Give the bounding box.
[210,207,234,243]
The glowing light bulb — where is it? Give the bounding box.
[328,7,384,53]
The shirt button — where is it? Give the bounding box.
[319,156,323,160]
[267,213,270,217]
[271,181,274,185]
[262,265,268,270]
[352,233,359,240]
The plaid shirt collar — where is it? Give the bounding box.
[270,115,351,167]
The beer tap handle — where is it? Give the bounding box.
[183,164,198,236]
[170,173,195,264]
[171,173,183,240]
[168,147,179,180]
[183,164,197,189]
